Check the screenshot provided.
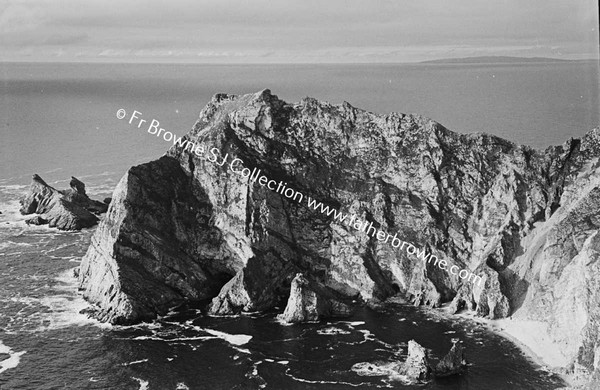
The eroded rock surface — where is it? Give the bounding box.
[433,340,467,377]
[20,175,107,230]
[277,273,353,323]
[398,340,431,381]
[78,90,600,385]
[78,157,234,324]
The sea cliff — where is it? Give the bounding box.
[78,90,600,387]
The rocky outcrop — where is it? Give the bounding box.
[398,340,431,381]
[20,175,108,230]
[433,340,467,377]
[77,157,235,324]
[277,273,353,323]
[78,90,600,385]
[397,339,467,381]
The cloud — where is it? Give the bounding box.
[0,2,46,33]
[0,0,597,62]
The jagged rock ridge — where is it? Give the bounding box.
[78,90,600,385]
[20,175,108,230]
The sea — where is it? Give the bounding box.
[0,61,598,389]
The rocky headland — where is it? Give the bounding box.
[20,175,108,230]
[78,90,600,387]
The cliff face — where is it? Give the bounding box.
[78,90,600,382]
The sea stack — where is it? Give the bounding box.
[433,340,467,377]
[398,340,431,381]
[20,174,108,230]
[276,273,353,323]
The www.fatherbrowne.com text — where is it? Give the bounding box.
[117,108,484,286]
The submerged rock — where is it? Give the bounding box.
[277,273,353,323]
[25,215,48,226]
[19,174,107,230]
[77,90,600,386]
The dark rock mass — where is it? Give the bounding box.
[277,273,353,323]
[433,340,467,377]
[398,340,431,381]
[20,175,108,230]
[78,90,600,385]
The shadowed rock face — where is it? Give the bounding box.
[78,90,600,383]
[277,273,353,323]
[398,340,431,381]
[434,340,467,377]
[20,175,107,230]
[78,157,234,324]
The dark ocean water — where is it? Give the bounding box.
[1,61,599,185]
[0,182,564,389]
[1,61,598,389]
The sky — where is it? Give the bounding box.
[0,0,598,63]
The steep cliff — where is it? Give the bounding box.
[78,90,600,384]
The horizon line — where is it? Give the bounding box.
[1,56,598,66]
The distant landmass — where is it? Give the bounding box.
[421,56,572,64]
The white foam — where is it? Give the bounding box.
[0,199,29,225]
[132,377,149,390]
[351,361,411,384]
[0,184,28,191]
[0,241,33,251]
[197,328,252,346]
[317,326,351,335]
[284,368,369,387]
[122,359,149,366]
[342,321,366,326]
[0,340,26,374]
[233,346,251,354]
[176,383,190,390]
[33,268,112,332]
[132,335,216,342]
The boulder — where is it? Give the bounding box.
[25,215,48,226]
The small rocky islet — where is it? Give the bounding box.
[20,175,109,230]
[20,90,600,387]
